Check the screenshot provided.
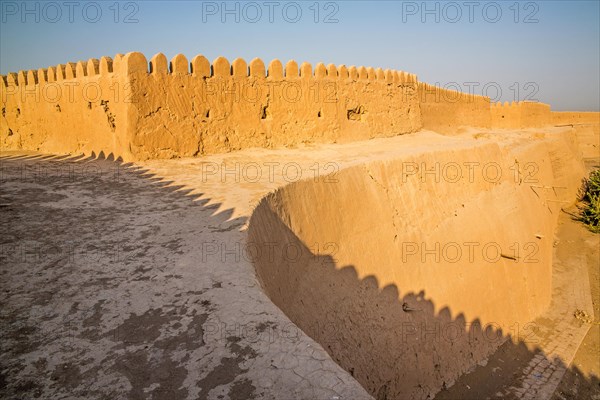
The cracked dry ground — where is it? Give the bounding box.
[0,155,279,400]
[2,140,598,400]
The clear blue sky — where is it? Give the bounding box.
[1,1,599,110]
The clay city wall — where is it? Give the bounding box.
[1,51,599,160]
[1,51,422,161]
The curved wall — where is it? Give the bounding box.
[247,130,586,399]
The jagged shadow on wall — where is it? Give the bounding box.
[248,199,600,400]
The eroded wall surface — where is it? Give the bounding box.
[128,53,422,160]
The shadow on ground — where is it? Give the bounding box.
[0,152,255,400]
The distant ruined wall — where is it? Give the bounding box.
[417,89,563,134]
[418,82,492,134]
[552,111,600,125]
[2,51,598,160]
[490,101,552,129]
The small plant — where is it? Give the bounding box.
[580,168,600,233]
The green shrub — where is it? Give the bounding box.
[581,168,600,233]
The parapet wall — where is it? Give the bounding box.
[129,53,421,160]
[1,51,598,160]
